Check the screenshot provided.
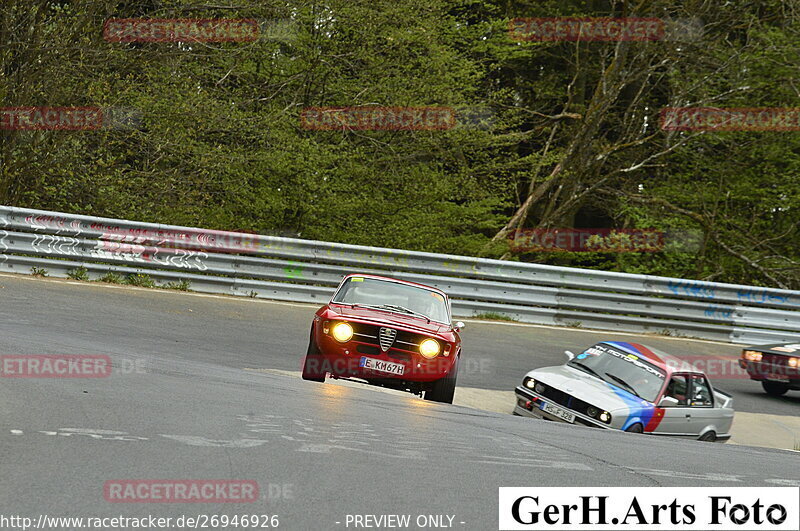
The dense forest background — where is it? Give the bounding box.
[2,0,798,288]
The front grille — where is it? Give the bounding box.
[347,321,431,355]
[536,383,593,416]
[356,345,381,356]
[379,327,397,352]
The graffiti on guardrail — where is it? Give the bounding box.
[94,241,208,271]
[736,288,791,305]
[667,280,716,299]
[704,305,734,320]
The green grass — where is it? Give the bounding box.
[124,273,156,288]
[98,272,124,284]
[162,279,191,291]
[67,266,89,281]
[472,312,518,322]
[30,266,48,277]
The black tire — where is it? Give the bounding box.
[625,423,644,434]
[698,431,717,442]
[425,356,459,404]
[762,381,789,396]
[301,333,325,383]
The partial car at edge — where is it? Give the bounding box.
[739,342,800,396]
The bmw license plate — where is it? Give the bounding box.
[359,357,405,375]
[540,401,575,423]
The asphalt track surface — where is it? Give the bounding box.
[1,275,799,529]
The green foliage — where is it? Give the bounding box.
[30,266,48,277]
[98,272,123,284]
[163,279,191,291]
[1,0,797,288]
[125,273,156,288]
[473,312,518,322]
[67,266,89,281]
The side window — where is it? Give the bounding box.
[689,375,714,407]
[663,375,689,406]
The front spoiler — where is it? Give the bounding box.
[514,386,611,430]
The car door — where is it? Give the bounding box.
[683,374,717,436]
[653,374,694,436]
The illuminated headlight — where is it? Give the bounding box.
[743,350,762,362]
[789,357,799,368]
[419,339,441,359]
[523,377,536,389]
[599,411,611,424]
[331,322,353,343]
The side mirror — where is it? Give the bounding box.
[658,396,680,407]
[564,350,575,360]
[454,321,465,330]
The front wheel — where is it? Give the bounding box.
[625,423,644,434]
[762,381,789,396]
[301,334,325,383]
[425,357,458,404]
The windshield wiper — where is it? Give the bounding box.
[379,304,431,323]
[569,362,603,380]
[604,373,642,398]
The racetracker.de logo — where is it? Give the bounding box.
[510,228,665,253]
[661,107,800,131]
[0,355,111,378]
[1,107,103,130]
[300,106,457,131]
[103,18,259,43]
[104,480,259,503]
[509,18,664,42]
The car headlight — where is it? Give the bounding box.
[331,322,353,343]
[523,377,536,389]
[419,339,441,359]
[789,357,799,368]
[743,350,762,362]
[534,382,546,394]
[587,406,598,418]
[599,411,611,424]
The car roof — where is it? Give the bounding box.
[340,273,448,297]
[599,341,687,375]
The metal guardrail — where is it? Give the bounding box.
[1,205,798,344]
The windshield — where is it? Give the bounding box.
[332,277,450,323]
[568,343,666,402]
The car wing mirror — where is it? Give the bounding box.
[454,321,465,330]
[564,350,575,360]
[658,396,680,407]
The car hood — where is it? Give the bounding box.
[525,365,655,412]
[329,305,451,335]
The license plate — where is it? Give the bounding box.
[540,401,575,423]
[359,357,405,375]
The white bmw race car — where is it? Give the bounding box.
[514,341,734,442]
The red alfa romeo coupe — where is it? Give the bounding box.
[301,274,464,403]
